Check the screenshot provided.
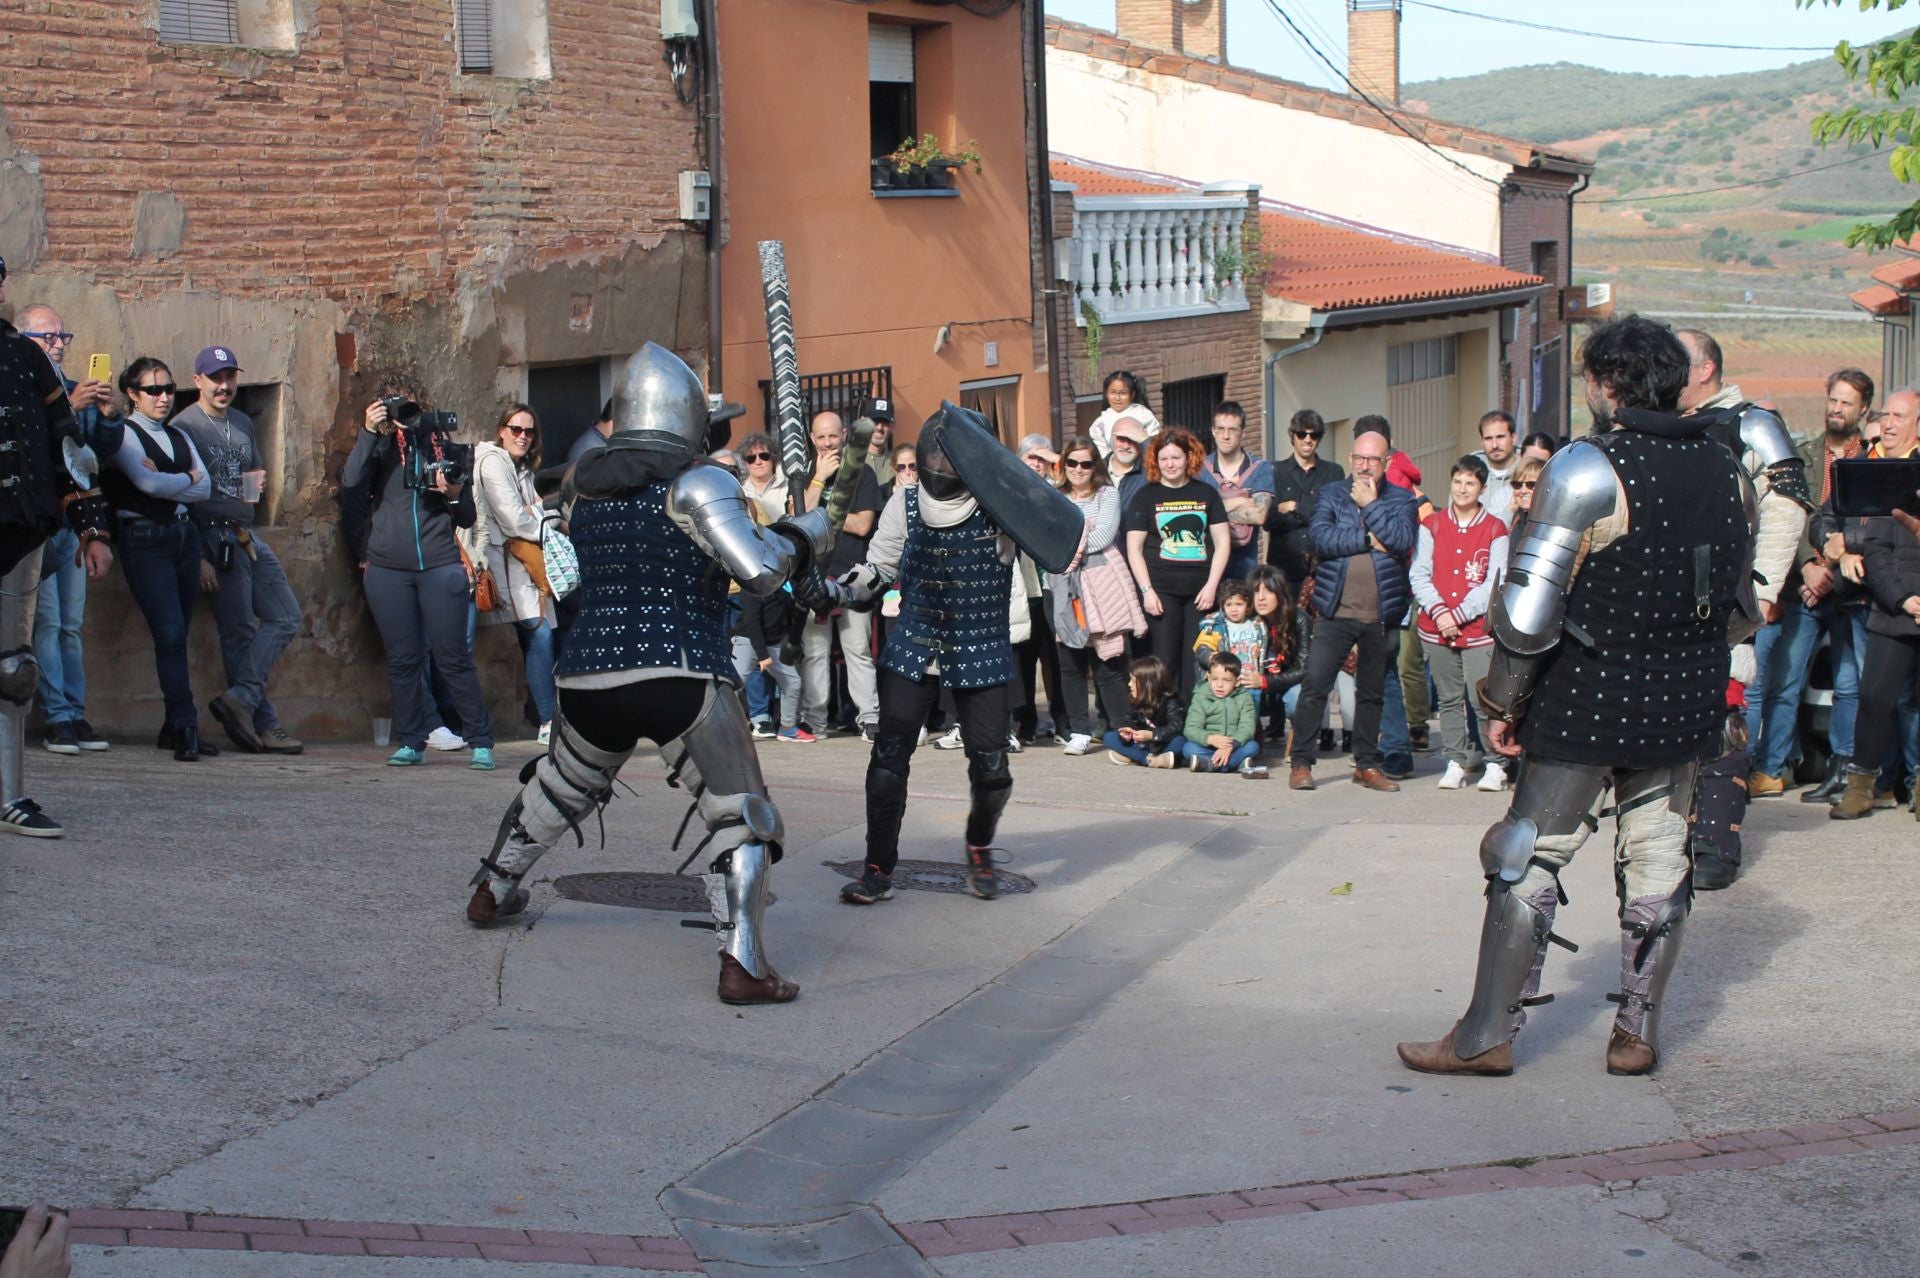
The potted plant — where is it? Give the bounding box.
[886,133,983,190]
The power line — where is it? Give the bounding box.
[1402,1,1834,53]
[1578,147,1894,203]
[1260,0,1503,190]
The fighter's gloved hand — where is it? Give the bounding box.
[836,563,883,611]
[788,556,838,616]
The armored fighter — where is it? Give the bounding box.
[834,404,1082,906]
[1396,315,1760,1078]
[464,344,832,1006]
[0,257,115,839]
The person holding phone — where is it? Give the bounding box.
[0,1203,71,1278]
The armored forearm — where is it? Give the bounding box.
[667,465,830,597]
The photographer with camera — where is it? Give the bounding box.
[343,394,495,770]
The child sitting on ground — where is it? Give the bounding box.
[1191,580,1267,688]
[1175,651,1261,774]
[1103,656,1185,768]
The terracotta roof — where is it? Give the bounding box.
[1052,156,1546,313]
[1869,258,1920,290]
[1045,19,1593,176]
[1851,283,1909,316]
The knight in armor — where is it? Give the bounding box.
[464,344,833,1006]
[0,258,116,838]
[1396,315,1760,1078]
[834,404,1083,906]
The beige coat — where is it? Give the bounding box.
[472,441,556,626]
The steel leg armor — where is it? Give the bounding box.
[0,552,44,809]
[1452,757,1609,1059]
[659,683,786,979]
[474,711,628,910]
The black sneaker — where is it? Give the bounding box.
[73,719,110,751]
[0,798,63,838]
[42,721,81,755]
[1318,728,1336,753]
[964,846,998,901]
[860,724,878,744]
[840,866,894,905]
[1409,726,1431,753]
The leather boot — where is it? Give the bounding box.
[466,883,528,925]
[1800,754,1850,804]
[1829,770,1877,820]
[1691,848,1737,892]
[718,953,799,1005]
[1606,1026,1658,1075]
[1395,1022,1514,1076]
[173,726,202,762]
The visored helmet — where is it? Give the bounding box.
[610,343,709,451]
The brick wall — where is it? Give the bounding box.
[1346,3,1401,106]
[1113,0,1180,53]
[1498,169,1581,435]
[1,0,704,740]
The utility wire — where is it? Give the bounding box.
[1260,0,1503,189]
[1579,147,1894,203]
[1402,1,1833,53]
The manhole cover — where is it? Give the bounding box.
[551,872,776,913]
[824,859,1036,895]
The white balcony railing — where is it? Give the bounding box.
[1071,195,1252,326]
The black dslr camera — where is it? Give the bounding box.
[383,397,472,491]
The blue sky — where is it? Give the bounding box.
[1044,0,1916,86]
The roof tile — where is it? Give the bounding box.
[1869,258,1920,290]
[1851,283,1909,316]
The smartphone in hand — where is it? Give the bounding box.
[87,354,112,383]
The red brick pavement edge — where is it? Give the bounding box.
[894,1108,1920,1259]
[57,1108,1920,1269]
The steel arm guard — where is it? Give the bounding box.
[1738,406,1812,511]
[667,465,830,597]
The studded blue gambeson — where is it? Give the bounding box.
[880,486,1013,689]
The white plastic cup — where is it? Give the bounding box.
[241,470,265,503]
[372,717,392,747]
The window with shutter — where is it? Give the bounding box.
[159,0,239,45]
[457,0,494,74]
[869,21,917,169]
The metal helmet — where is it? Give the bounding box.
[610,343,709,450]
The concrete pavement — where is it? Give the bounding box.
[2,729,1914,1275]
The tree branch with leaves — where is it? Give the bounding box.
[1804,0,1920,248]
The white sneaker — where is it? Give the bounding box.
[426,726,466,751]
[1063,733,1094,756]
[1007,732,1024,754]
[1437,761,1468,790]
[1478,762,1509,792]
[934,726,965,750]
[537,722,551,746]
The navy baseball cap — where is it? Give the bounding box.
[195,345,241,376]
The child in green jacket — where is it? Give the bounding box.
[1177,652,1261,773]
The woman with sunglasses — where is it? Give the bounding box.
[736,432,789,524]
[343,394,495,770]
[1051,436,1143,753]
[104,359,215,759]
[474,404,558,743]
[1088,370,1159,461]
[1125,428,1231,701]
[1266,408,1345,589]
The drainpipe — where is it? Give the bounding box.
[700,0,724,394]
[1031,0,1062,440]
[1263,314,1327,457]
[1562,171,1590,439]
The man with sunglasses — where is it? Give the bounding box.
[18,304,118,756]
[0,256,116,836]
[1266,409,1345,590]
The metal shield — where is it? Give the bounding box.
[923,402,1085,574]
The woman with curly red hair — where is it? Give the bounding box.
[1124,427,1230,700]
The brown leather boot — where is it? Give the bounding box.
[1395,1022,1513,1076]
[1352,767,1401,792]
[1606,1026,1657,1075]
[1829,770,1877,820]
[718,953,800,1005]
[1289,765,1316,791]
[467,883,528,926]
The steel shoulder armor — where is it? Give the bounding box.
[1737,405,1812,510]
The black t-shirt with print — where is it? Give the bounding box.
[1124,480,1228,596]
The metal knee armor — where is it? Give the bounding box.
[473,712,628,899]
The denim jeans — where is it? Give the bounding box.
[1222,544,1260,584]
[202,526,300,731]
[1379,636,1411,762]
[32,529,86,723]
[119,518,202,730]
[1755,600,1858,774]
[515,618,557,725]
[1101,729,1160,765]
[1173,736,1260,771]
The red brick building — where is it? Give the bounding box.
[1,0,709,738]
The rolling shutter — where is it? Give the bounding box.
[868,23,914,84]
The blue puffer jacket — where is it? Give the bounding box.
[1308,478,1419,622]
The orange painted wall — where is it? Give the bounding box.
[716,0,1045,444]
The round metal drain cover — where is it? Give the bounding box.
[551,872,775,913]
[825,858,1036,895]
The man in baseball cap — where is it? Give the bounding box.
[173,344,305,755]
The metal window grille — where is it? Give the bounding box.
[758,366,894,436]
[1162,374,1226,453]
[158,0,238,45]
[456,0,494,74]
